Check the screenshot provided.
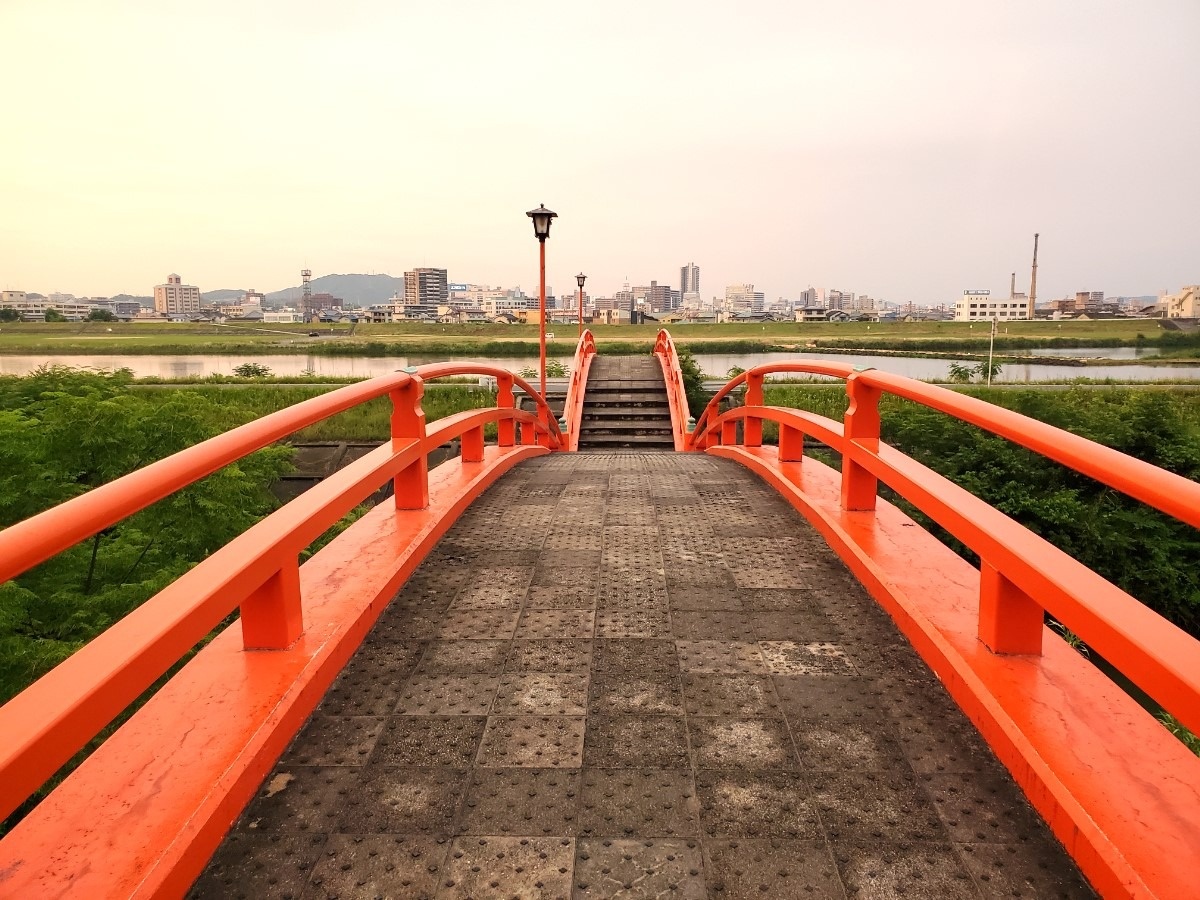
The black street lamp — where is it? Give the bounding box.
[525,204,557,401]
[576,272,587,338]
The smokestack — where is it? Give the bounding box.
[1027,234,1039,320]
[1010,272,1016,299]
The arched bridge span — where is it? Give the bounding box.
[0,330,1195,898]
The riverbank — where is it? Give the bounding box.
[2,319,1197,361]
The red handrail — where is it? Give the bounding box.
[694,361,1200,739]
[652,329,691,450]
[0,364,560,824]
[562,329,598,451]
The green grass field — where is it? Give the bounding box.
[0,318,1180,356]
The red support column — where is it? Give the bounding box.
[743,372,763,448]
[779,423,805,462]
[240,562,303,650]
[390,378,428,510]
[979,560,1044,655]
[497,373,515,448]
[840,372,881,511]
[461,424,485,463]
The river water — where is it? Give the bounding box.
[1,350,1198,382]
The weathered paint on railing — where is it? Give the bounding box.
[0,365,560,828]
[562,329,598,451]
[651,329,690,450]
[685,352,1200,899]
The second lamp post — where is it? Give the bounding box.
[525,204,557,402]
[576,272,587,338]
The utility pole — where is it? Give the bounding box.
[1027,234,1039,320]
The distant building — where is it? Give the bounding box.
[1165,285,1200,318]
[954,289,1030,322]
[725,283,765,312]
[404,268,448,306]
[1,290,28,306]
[154,274,201,315]
[824,289,855,311]
[308,292,340,312]
[680,262,700,296]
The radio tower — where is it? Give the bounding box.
[301,269,312,320]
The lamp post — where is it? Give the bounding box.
[525,204,557,402]
[576,272,587,339]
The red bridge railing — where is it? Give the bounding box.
[562,329,598,450]
[0,365,561,895]
[683,353,1200,899]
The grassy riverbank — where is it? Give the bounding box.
[2,319,1197,362]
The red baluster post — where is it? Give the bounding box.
[840,372,881,511]
[390,376,428,510]
[240,561,303,650]
[978,561,1044,655]
[497,373,515,448]
[743,371,763,448]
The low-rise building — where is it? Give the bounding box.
[954,290,1030,322]
[1165,285,1200,318]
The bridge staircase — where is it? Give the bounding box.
[576,355,675,450]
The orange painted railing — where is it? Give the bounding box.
[0,366,561,827]
[652,328,690,450]
[683,353,1200,898]
[562,328,598,450]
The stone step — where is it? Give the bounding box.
[577,434,676,447]
[583,407,671,419]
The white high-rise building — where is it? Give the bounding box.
[154,274,201,314]
[680,262,700,296]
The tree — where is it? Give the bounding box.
[0,308,19,322]
[87,308,118,322]
[44,309,66,322]
[232,362,272,378]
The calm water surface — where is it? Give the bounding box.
[1,351,1197,382]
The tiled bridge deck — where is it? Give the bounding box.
[194,453,1093,899]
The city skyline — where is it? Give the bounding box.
[2,2,1197,303]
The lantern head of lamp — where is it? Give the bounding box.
[576,272,587,289]
[526,204,557,243]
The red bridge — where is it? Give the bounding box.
[1,330,1197,898]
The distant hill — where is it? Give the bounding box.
[110,294,153,306]
[202,289,245,302]
[266,273,405,306]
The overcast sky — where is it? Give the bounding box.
[2,0,1197,304]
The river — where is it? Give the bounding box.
[1,350,1198,382]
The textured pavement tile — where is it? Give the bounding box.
[687,718,799,771]
[578,770,701,838]
[457,768,583,836]
[771,675,886,721]
[738,589,814,611]
[438,836,575,899]
[451,567,534,609]
[676,641,767,674]
[573,838,707,899]
[956,842,1097,898]
[790,720,908,772]
[897,716,1002,775]
[592,639,678,675]
[302,834,448,900]
[702,839,845,899]
[526,583,598,610]
[418,640,510,674]
[189,832,328,899]
[666,579,743,609]
[369,716,487,768]
[921,771,1052,844]
[494,673,590,716]
[670,611,760,641]
[396,674,501,716]
[730,568,811,589]
[240,767,356,833]
[589,673,685,716]
[594,609,672,638]
[749,610,842,642]
[339,767,468,835]
[517,609,597,640]
[477,716,586,768]
[759,641,856,675]
[584,716,690,768]
[506,639,593,673]
[811,771,948,842]
[437,609,521,640]
[695,772,819,839]
[318,643,427,716]
[832,842,978,899]
[681,675,782,717]
[282,716,385,767]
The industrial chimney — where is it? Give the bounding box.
[1027,234,1039,320]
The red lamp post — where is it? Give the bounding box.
[525,204,557,402]
[576,272,587,339]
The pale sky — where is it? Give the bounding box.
[2,0,1197,304]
